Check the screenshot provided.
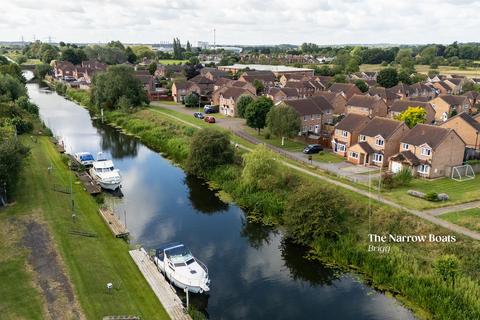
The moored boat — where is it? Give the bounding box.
[89,152,122,190]
[73,152,95,167]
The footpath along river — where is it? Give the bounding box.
[28,80,415,320]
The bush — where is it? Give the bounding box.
[425,192,439,202]
[186,128,234,176]
[242,144,280,190]
[394,168,413,187]
[55,82,67,95]
[16,96,39,115]
[381,172,396,190]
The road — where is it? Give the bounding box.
[149,102,480,240]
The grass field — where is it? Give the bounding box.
[311,151,344,163]
[442,208,480,233]
[158,59,188,65]
[382,176,480,210]
[360,64,480,77]
[1,136,169,319]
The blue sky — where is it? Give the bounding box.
[1,0,479,45]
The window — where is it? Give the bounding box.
[359,135,366,142]
[349,151,359,159]
[316,114,321,119]
[342,130,348,137]
[311,115,314,120]
[418,164,430,174]
[372,153,383,163]
[402,143,409,150]
[375,138,384,147]
[421,147,431,156]
[338,144,346,152]
[442,112,448,122]
[303,115,307,121]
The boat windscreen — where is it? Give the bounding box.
[165,245,192,263]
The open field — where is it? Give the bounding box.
[442,208,480,233]
[158,59,188,65]
[360,64,480,77]
[382,176,480,210]
[1,136,169,319]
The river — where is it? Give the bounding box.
[27,79,415,320]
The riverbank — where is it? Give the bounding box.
[65,88,480,319]
[3,135,169,319]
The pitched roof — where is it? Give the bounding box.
[435,81,453,91]
[329,83,359,94]
[240,74,276,83]
[437,94,468,106]
[443,112,480,131]
[284,96,333,116]
[268,87,299,98]
[189,75,214,84]
[220,87,253,101]
[214,77,232,86]
[464,91,480,100]
[335,113,371,132]
[368,87,400,101]
[390,100,433,113]
[401,124,453,149]
[357,141,375,154]
[314,91,344,104]
[445,78,463,86]
[390,150,421,166]
[359,117,404,139]
[347,94,382,109]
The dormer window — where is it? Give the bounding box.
[342,130,348,137]
[375,138,384,147]
[359,135,366,142]
[403,143,409,150]
[421,147,431,156]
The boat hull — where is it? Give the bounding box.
[154,257,210,294]
[88,169,121,191]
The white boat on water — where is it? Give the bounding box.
[89,152,122,190]
[74,152,95,167]
[153,242,210,294]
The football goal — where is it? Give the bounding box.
[451,164,475,181]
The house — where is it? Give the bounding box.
[314,91,348,115]
[432,81,453,95]
[279,73,310,86]
[284,80,323,97]
[346,117,408,167]
[439,112,480,150]
[200,68,230,81]
[238,71,277,88]
[388,100,436,124]
[81,59,107,71]
[218,64,314,77]
[172,81,201,103]
[331,114,371,157]
[444,78,464,95]
[389,124,465,178]
[314,76,333,88]
[408,83,436,100]
[430,95,471,122]
[283,96,334,134]
[52,60,75,79]
[389,83,411,98]
[328,83,362,100]
[368,87,401,106]
[267,87,300,103]
[219,87,256,117]
[346,94,388,117]
[464,91,480,110]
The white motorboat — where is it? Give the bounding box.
[73,152,95,167]
[153,242,210,294]
[89,152,122,190]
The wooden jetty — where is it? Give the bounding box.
[129,248,191,320]
[98,207,129,238]
[76,171,102,195]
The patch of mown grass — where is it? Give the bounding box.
[6,136,169,319]
[442,208,480,233]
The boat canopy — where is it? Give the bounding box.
[78,153,94,161]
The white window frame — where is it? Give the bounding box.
[359,135,366,142]
[349,151,359,159]
[418,164,430,174]
[421,147,431,156]
[375,138,384,147]
[303,115,307,121]
[372,153,383,163]
[402,143,409,150]
[342,130,348,137]
[338,144,346,152]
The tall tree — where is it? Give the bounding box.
[377,68,398,88]
[354,79,369,93]
[236,95,254,118]
[394,106,427,128]
[266,104,301,145]
[244,96,273,133]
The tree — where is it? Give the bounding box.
[236,95,254,118]
[184,93,199,107]
[241,144,280,190]
[252,79,265,95]
[314,65,333,76]
[333,73,347,83]
[283,184,347,245]
[91,65,148,109]
[16,96,39,115]
[186,41,192,52]
[0,74,27,101]
[377,68,398,88]
[61,47,86,65]
[41,48,58,64]
[398,69,412,85]
[34,63,52,79]
[186,128,234,176]
[395,48,415,72]
[125,47,137,63]
[434,255,460,288]
[148,61,157,75]
[244,96,273,133]
[354,79,369,93]
[394,106,427,128]
[266,104,301,145]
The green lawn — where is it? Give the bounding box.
[158,59,188,65]
[383,176,480,210]
[441,208,480,233]
[311,152,344,163]
[2,136,169,319]
[360,64,480,78]
[243,126,306,151]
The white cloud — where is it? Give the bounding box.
[1,0,480,45]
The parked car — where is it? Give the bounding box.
[204,116,216,123]
[194,112,204,119]
[204,105,217,114]
[303,144,323,154]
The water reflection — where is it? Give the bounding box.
[240,218,276,249]
[92,118,140,159]
[184,175,229,214]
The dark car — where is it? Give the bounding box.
[303,144,323,154]
[204,116,216,123]
[193,112,204,119]
[204,105,217,114]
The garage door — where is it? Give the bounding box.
[391,161,403,173]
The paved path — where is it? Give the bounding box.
[147,104,480,241]
[129,248,191,320]
[425,201,480,216]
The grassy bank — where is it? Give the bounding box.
[66,90,480,319]
[442,208,480,233]
[3,136,169,319]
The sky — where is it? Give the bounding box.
[1,0,480,46]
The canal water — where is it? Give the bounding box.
[28,80,415,320]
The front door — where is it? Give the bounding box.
[391,161,403,173]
